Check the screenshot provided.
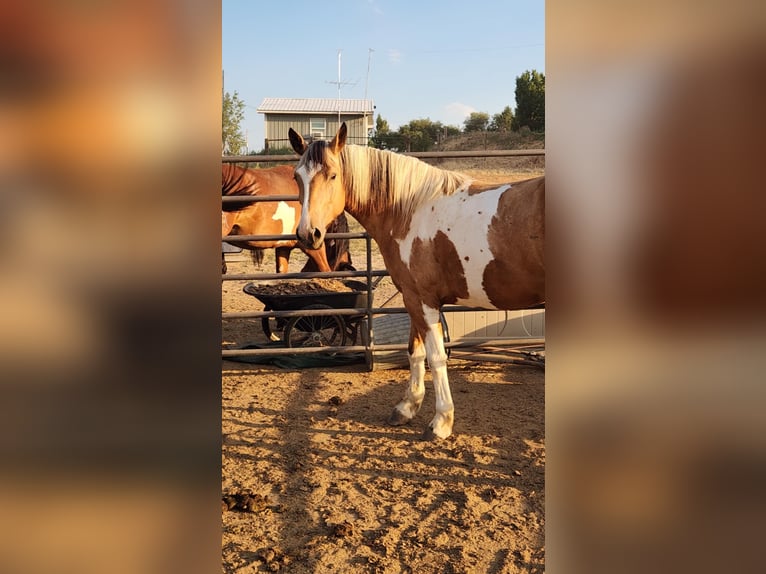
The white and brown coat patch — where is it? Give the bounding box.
[332,145,544,314]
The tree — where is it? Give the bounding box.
[371,115,389,146]
[397,118,446,152]
[489,106,514,132]
[222,90,246,155]
[463,112,490,132]
[370,115,394,148]
[512,70,545,132]
[375,115,390,135]
[370,117,460,151]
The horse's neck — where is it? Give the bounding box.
[346,205,406,245]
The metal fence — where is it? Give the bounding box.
[221,149,545,369]
[222,148,545,165]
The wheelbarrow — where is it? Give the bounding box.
[242,279,375,347]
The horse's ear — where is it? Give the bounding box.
[330,122,347,153]
[288,128,307,155]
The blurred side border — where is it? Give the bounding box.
[547,2,766,573]
[0,2,222,573]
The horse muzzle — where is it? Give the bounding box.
[296,227,325,250]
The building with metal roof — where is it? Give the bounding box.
[256,98,375,150]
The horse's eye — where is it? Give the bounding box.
[330,173,337,180]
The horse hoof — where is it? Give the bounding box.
[422,425,451,441]
[388,408,411,426]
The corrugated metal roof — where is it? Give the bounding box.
[257,98,374,114]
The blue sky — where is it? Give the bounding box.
[222,0,544,152]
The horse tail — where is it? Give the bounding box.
[326,212,355,271]
[248,248,265,268]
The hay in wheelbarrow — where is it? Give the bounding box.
[251,278,357,296]
[244,279,371,315]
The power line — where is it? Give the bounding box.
[414,43,544,55]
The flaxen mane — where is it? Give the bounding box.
[303,142,470,219]
[341,145,471,218]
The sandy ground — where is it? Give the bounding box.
[222,168,545,573]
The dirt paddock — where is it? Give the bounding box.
[222,168,545,573]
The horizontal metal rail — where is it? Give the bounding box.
[222,338,544,358]
[222,194,298,204]
[222,269,387,282]
[221,152,545,367]
[406,149,545,159]
[222,305,541,320]
[222,231,365,243]
[222,148,545,164]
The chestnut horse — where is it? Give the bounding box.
[288,123,544,439]
[222,163,353,274]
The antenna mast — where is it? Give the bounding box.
[364,48,374,102]
[325,49,356,126]
[363,49,374,140]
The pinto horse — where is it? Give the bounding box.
[288,123,544,439]
[222,163,353,274]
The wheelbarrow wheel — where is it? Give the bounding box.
[284,304,347,348]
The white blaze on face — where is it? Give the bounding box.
[294,162,322,239]
[271,201,296,246]
[396,183,510,308]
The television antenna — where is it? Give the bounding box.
[363,48,374,139]
[364,48,374,102]
[325,50,357,124]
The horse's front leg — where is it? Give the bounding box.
[275,247,291,274]
[388,325,426,426]
[422,307,453,440]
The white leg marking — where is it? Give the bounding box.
[423,306,453,439]
[391,337,426,424]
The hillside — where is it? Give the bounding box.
[435,129,544,152]
[428,129,545,176]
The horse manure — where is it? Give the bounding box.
[243,494,267,512]
[222,495,238,510]
[258,547,288,570]
[221,491,268,513]
[482,487,499,501]
[332,521,354,537]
